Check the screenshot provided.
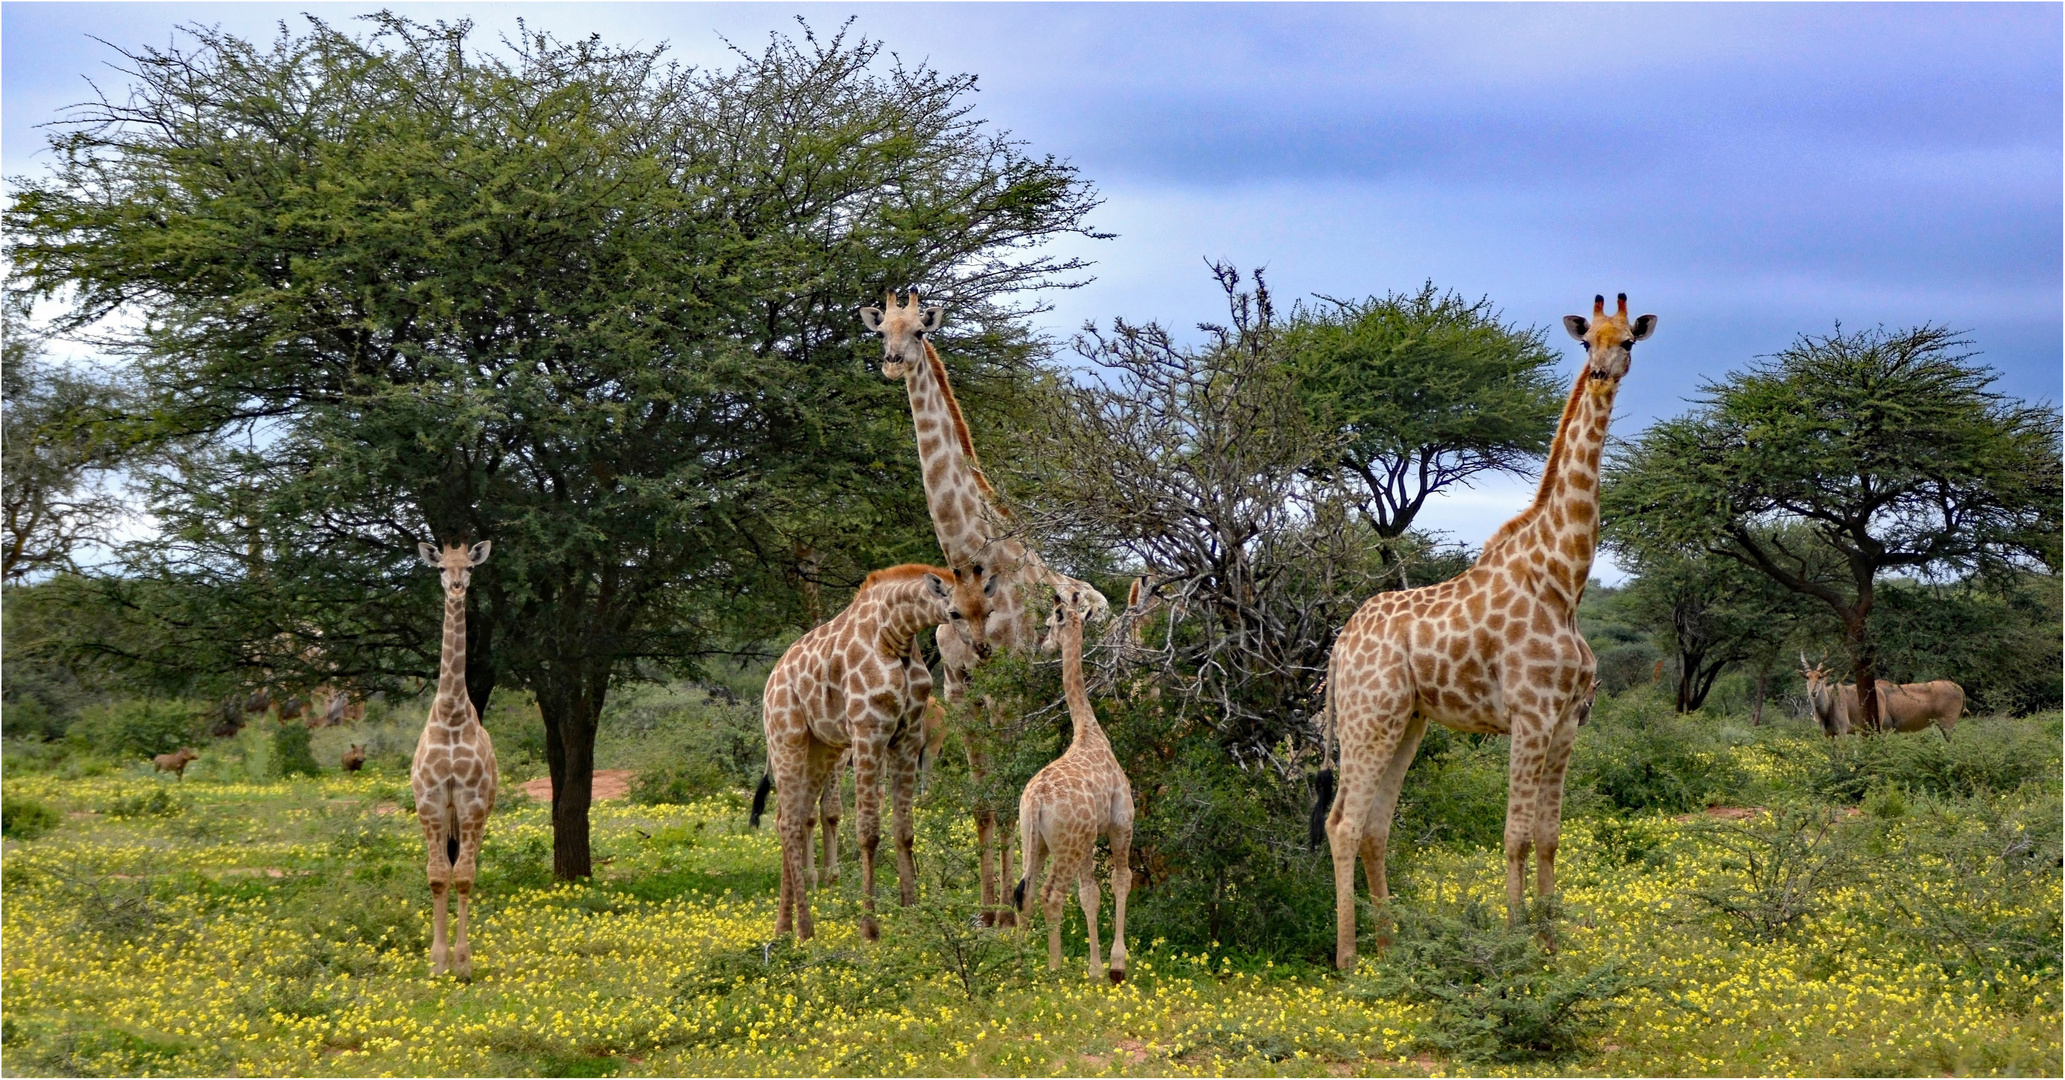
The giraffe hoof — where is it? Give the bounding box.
[1107,968,1125,985]
[860,916,880,942]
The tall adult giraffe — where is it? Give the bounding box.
[861,289,1110,925]
[411,540,498,978]
[1314,294,1656,970]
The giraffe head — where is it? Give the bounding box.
[417,540,491,601]
[1561,293,1657,382]
[931,564,999,661]
[1039,585,1095,653]
[858,289,943,379]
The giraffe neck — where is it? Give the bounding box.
[904,341,1025,570]
[870,578,949,660]
[433,589,471,727]
[1487,372,1618,614]
[1059,618,1106,749]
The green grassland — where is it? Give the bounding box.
[2,703,2059,1077]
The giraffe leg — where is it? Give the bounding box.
[418,799,453,975]
[775,741,832,940]
[890,728,921,908]
[451,817,485,978]
[1106,814,1133,983]
[1362,712,1428,950]
[1018,813,1047,935]
[1531,708,1583,950]
[1326,673,1414,971]
[817,752,845,887]
[1077,859,1105,982]
[1503,723,1552,923]
[975,809,998,926]
[850,728,890,942]
[1042,858,1070,972]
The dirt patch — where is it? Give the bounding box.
[521,768,634,803]
[372,801,401,816]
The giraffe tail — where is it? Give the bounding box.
[750,773,773,828]
[1308,673,1337,849]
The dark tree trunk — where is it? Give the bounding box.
[1750,669,1768,726]
[464,600,496,720]
[535,664,608,880]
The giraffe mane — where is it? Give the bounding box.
[921,339,1008,516]
[860,563,955,591]
[1478,374,1589,561]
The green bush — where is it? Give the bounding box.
[1568,688,1748,813]
[69,699,203,759]
[1687,805,1854,942]
[2,793,60,839]
[1358,898,1643,1064]
[272,723,322,779]
[1811,713,2062,803]
[105,788,186,819]
[1392,726,1510,850]
[598,681,765,804]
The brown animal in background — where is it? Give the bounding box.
[153,747,200,779]
[342,744,367,772]
[1801,655,1963,738]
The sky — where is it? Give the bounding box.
[5,3,2060,578]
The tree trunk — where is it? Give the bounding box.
[1750,669,1767,726]
[536,668,607,880]
[464,602,496,721]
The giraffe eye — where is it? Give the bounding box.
[1621,340,1634,350]
[950,612,963,620]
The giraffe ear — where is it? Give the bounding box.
[418,542,441,568]
[919,305,944,332]
[860,307,884,332]
[1562,315,1589,341]
[923,572,951,600]
[1630,313,1658,341]
[983,572,999,597]
[467,540,492,566]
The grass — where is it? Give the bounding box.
[1,712,2059,1077]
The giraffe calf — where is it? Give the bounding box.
[1016,587,1135,983]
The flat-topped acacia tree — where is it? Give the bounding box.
[1602,325,2060,730]
[6,14,1103,878]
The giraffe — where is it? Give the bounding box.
[411,540,499,978]
[860,289,1111,925]
[754,563,997,942]
[1014,586,1135,982]
[1313,294,1656,970]
[808,700,949,888]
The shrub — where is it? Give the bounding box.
[1687,805,1854,942]
[69,699,202,759]
[2,793,60,839]
[1568,688,1748,813]
[1811,712,2062,802]
[105,788,186,819]
[272,723,322,778]
[1358,898,1643,1064]
[601,682,765,804]
[1392,726,1510,850]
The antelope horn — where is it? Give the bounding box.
[1616,293,1628,318]
[1593,294,1606,317]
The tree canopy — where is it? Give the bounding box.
[1601,324,2061,729]
[4,14,1104,877]
[1282,283,1564,578]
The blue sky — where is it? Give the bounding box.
[5,3,2059,572]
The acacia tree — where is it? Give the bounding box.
[5,15,1102,877]
[1601,325,2061,730]
[1282,283,1563,585]
[1608,542,1809,713]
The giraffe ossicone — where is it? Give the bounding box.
[1315,293,1656,970]
[410,539,498,978]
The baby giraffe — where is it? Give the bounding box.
[1015,587,1136,983]
[412,540,497,978]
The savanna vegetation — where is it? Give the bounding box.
[4,13,2060,1079]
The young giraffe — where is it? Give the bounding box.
[1315,294,1656,970]
[411,540,498,978]
[1015,587,1135,982]
[860,290,1110,925]
[755,564,997,941]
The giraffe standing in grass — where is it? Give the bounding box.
[861,289,1110,925]
[1015,586,1135,982]
[1315,295,1656,970]
[754,564,996,941]
[411,540,498,978]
